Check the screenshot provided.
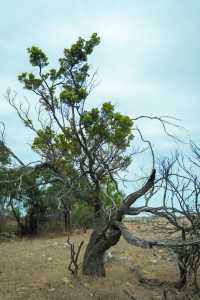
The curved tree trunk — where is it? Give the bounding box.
[82,199,121,276]
[82,225,121,276]
[82,170,156,277]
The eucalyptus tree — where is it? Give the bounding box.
[0,133,55,234]
[0,140,11,230]
[5,33,155,275]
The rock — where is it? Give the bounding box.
[158,249,164,253]
[104,251,113,263]
[62,278,70,284]
[167,257,172,262]
[83,282,89,287]
[118,256,132,261]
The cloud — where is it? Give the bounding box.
[0,0,200,164]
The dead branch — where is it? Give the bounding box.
[114,221,200,249]
[67,239,84,276]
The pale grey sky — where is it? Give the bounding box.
[0,0,199,167]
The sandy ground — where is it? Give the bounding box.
[0,218,200,300]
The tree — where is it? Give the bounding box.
[7,33,197,279]
[122,146,200,289]
[0,130,57,235]
[0,158,47,234]
[5,33,156,276]
[0,139,11,231]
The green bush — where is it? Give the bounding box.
[71,202,94,230]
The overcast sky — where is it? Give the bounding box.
[0,0,200,172]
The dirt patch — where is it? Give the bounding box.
[0,219,200,299]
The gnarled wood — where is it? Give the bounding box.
[115,221,200,249]
[82,225,121,276]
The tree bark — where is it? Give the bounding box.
[82,225,121,276]
[10,198,26,235]
[175,250,192,289]
[82,170,156,277]
[64,207,71,234]
[175,260,187,289]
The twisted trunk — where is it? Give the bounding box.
[82,201,121,276]
[82,224,121,276]
[82,170,155,277]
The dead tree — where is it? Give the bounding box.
[122,149,200,289]
[159,152,200,289]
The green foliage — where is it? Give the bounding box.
[18,33,100,108]
[32,126,81,161]
[27,46,48,67]
[61,33,100,67]
[60,86,88,105]
[0,146,16,202]
[101,180,123,208]
[32,126,55,156]
[81,102,134,150]
[0,142,10,166]
[18,72,42,90]
[71,202,94,229]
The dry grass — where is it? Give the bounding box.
[0,218,200,300]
